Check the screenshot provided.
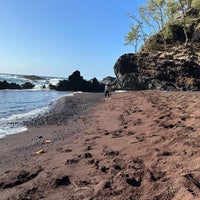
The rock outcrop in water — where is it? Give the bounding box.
[114,8,200,91]
[51,70,105,92]
[0,80,35,90]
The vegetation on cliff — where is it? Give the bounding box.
[125,0,200,52]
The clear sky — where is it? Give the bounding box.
[0,0,145,80]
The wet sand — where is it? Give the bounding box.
[0,91,200,200]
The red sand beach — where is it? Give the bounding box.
[0,91,200,200]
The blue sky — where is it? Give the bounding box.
[0,0,145,80]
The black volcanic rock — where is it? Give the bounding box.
[114,43,200,91]
[0,80,35,90]
[21,82,35,89]
[53,70,104,92]
[0,80,21,90]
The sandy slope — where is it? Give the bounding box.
[0,91,200,200]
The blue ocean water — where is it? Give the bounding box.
[0,73,72,138]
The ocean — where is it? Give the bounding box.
[0,73,72,138]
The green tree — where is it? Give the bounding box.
[125,24,140,52]
[191,0,200,10]
[177,0,189,46]
[139,0,169,35]
[125,15,147,52]
[166,0,180,21]
[126,0,170,51]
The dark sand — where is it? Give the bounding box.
[0,91,200,200]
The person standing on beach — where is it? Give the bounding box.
[108,84,112,98]
[104,84,109,100]
[104,84,112,100]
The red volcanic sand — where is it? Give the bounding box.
[0,91,200,200]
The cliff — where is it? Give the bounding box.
[114,8,200,91]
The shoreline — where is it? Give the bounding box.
[0,92,104,170]
[0,90,73,138]
[1,91,200,199]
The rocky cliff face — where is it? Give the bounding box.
[114,43,200,91]
[114,9,200,91]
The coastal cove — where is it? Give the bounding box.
[1,91,200,199]
[0,1,200,199]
